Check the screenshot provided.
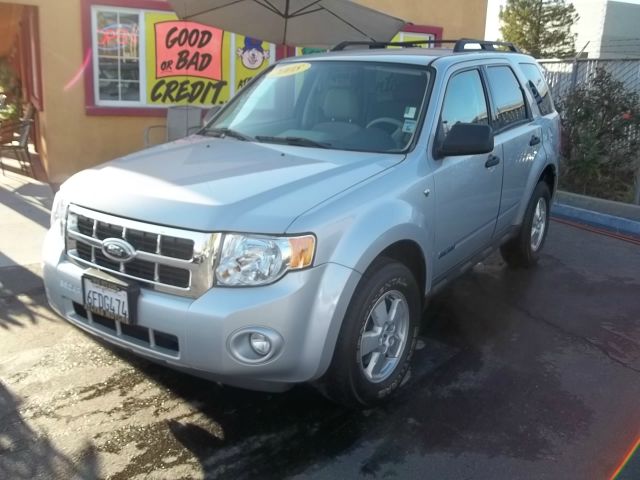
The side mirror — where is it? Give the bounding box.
[202,105,222,126]
[436,123,494,158]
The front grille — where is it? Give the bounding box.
[65,205,219,298]
[72,302,180,355]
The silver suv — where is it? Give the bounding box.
[43,40,559,406]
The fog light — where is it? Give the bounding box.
[250,333,272,356]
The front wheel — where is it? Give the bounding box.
[501,181,551,268]
[315,257,421,407]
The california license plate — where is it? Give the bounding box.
[82,271,138,324]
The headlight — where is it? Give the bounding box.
[50,191,69,236]
[215,234,315,286]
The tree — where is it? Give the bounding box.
[499,0,579,58]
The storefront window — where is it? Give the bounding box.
[88,3,277,111]
[93,8,142,104]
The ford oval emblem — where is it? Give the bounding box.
[102,238,136,263]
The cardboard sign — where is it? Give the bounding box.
[155,21,223,80]
[235,35,273,90]
[143,13,274,105]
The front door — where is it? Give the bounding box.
[432,68,503,280]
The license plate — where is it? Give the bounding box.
[82,271,138,324]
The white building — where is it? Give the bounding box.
[486,0,640,58]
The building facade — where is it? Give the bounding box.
[0,0,488,183]
[571,0,640,59]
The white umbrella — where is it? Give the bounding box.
[168,0,406,47]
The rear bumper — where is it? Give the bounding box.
[42,228,361,391]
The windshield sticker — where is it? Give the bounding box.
[402,120,417,134]
[404,106,417,119]
[268,63,312,78]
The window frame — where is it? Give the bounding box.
[81,0,174,117]
[91,5,147,108]
[433,66,493,157]
[482,63,532,134]
[518,62,556,116]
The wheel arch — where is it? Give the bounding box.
[515,161,558,226]
[376,240,427,305]
[539,163,557,198]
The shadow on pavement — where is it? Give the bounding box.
[94,254,593,479]
[0,382,99,479]
[0,181,52,229]
[0,252,53,330]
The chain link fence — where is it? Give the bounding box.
[539,58,640,102]
[539,59,640,204]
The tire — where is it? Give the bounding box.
[315,257,421,408]
[500,181,551,268]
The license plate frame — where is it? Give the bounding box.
[82,269,139,325]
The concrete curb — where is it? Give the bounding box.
[552,204,640,238]
[555,191,640,221]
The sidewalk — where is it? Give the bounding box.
[0,164,52,301]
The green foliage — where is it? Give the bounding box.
[0,57,21,122]
[559,68,640,203]
[499,0,579,58]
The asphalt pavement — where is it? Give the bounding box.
[1,171,639,479]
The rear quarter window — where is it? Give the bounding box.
[519,63,555,116]
[485,66,528,130]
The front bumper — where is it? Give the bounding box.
[42,228,361,391]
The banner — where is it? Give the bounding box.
[144,12,275,106]
[145,12,228,106]
[234,35,275,91]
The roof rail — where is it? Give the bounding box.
[453,38,520,53]
[331,38,520,53]
[332,39,457,51]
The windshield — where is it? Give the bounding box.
[204,61,431,153]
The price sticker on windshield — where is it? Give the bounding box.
[268,63,312,78]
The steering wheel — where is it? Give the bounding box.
[366,117,404,140]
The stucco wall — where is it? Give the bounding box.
[358,0,488,39]
[15,0,488,182]
[13,0,162,183]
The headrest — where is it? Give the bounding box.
[322,88,359,121]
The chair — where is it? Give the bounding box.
[0,120,34,177]
[144,106,206,147]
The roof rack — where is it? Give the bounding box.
[331,38,520,53]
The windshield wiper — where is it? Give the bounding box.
[201,127,254,142]
[255,136,331,149]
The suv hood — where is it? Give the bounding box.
[63,135,403,233]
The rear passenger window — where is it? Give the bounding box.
[519,63,554,116]
[440,70,489,137]
[486,66,528,130]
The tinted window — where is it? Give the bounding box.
[520,63,554,116]
[486,66,527,129]
[440,70,488,137]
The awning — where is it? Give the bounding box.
[168,0,406,47]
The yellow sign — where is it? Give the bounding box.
[145,12,230,106]
[235,35,273,91]
[268,63,312,78]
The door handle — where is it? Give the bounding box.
[529,135,541,146]
[485,155,500,168]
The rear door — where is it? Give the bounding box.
[431,67,503,280]
[484,64,543,235]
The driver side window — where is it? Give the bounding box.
[439,69,489,138]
